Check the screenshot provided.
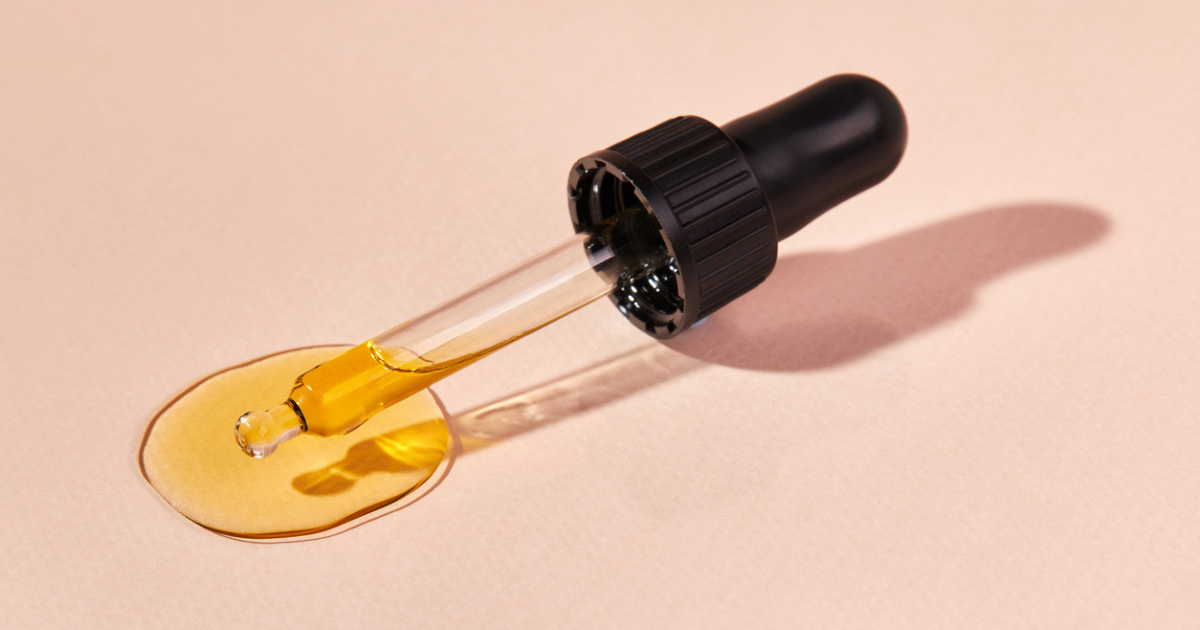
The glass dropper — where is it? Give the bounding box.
[235,74,908,458]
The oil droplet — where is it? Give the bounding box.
[235,404,304,458]
[139,346,450,540]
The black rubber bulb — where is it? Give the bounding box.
[721,74,908,239]
[568,74,908,338]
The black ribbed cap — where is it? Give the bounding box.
[568,117,777,338]
[568,74,907,339]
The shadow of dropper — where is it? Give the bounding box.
[450,344,705,452]
[290,420,449,496]
[668,203,1110,370]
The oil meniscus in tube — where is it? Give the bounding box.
[235,341,484,457]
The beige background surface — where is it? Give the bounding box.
[3,1,1199,627]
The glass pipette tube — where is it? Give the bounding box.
[235,210,672,457]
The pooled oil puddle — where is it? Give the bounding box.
[139,346,449,540]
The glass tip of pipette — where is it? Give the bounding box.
[235,404,304,458]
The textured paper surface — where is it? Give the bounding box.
[2,1,1198,627]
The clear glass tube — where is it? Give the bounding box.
[234,214,671,458]
[373,229,621,372]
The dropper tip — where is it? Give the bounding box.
[235,404,304,458]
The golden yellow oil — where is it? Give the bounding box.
[139,346,451,539]
[285,340,489,438]
[288,342,442,436]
